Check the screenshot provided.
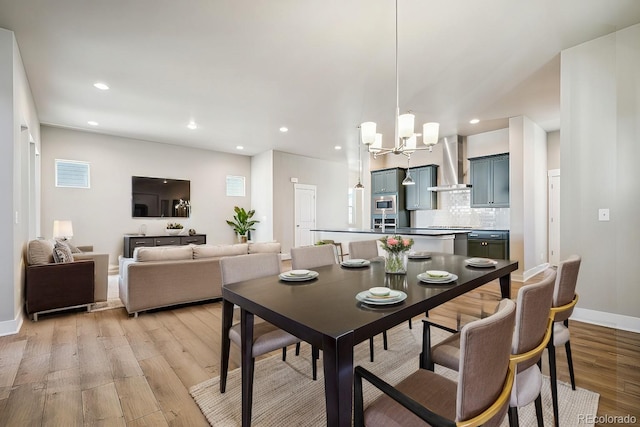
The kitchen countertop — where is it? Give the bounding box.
[312,228,475,236]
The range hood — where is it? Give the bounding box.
[427,135,471,192]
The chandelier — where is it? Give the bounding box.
[360,0,440,177]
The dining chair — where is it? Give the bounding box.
[547,255,581,427]
[354,299,516,427]
[290,244,383,370]
[348,240,384,263]
[424,268,557,427]
[219,253,304,394]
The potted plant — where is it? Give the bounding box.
[166,222,184,235]
[226,206,259,243]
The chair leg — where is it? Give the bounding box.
[566,340,576,390]
[408,318,412,329]
[382,331,388,350]
[369,337,375,362]
[312,346,319,380]
[282,346,287,361]
[548,340,560,427]
[295,342,301,356]
[508,406,519,427]
[220,300,234,393]
[534,394,544,427]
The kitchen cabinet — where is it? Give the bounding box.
[470,154,509,207]
[467,231,509,260]
[405,165,438,210]
[371,168,403,194]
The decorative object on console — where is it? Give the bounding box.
[226,206,259,243]
[360,0,440,165]
[379,235,414,274]
[53,220,73,241]
[189,228,196,236]
[166,222,184,235]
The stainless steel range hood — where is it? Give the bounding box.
[427,135,471,191]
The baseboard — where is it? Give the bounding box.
[0,307,24,337]
[572,307,640,333]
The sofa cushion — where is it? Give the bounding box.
[27,239,55,265]
[248,241,281,254]
[133,245,193,262]
[192,243,248,259]
[53,242,75,263]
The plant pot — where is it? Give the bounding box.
[239,235,248,243]
[384,251,408,274]
[166,229,182,236]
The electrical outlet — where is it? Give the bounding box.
[598,208,610,221]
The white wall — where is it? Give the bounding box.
[561,24,640,326]
[250,150,274,242]
[547,130,560,170]
[41,126,252,268]
[0,29,40,335]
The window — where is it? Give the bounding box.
[55,159,90,189]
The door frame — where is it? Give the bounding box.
[548,169,560,266]
[294,183,317,248]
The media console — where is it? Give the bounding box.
[123,234,206,258]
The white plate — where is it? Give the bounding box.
[417,272,458,284]
[279,270,319,281]
[424,270,451,280]
[408,252,431,260]
[356,290,407,305]
[465,258,498,268]
[341,259,371,268]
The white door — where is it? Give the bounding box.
[548,170,560,266]
[294,184,316,247]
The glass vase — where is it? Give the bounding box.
[385,251,408,274]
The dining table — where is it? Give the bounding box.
[221,252,518,427]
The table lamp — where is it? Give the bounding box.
[53,220,74,241]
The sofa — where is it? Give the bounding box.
[26,239,110,303]
[118,241,281,317]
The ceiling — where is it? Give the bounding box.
[2,0,640,165]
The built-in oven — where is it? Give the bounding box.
[373,195,397,215]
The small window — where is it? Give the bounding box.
[226,175,245,197]
[55,159,90,189]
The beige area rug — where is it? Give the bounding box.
[190,323,599,427]
[91,274,124,311]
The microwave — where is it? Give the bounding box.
[373,195,397,214]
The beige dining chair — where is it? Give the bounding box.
[219,253,305,394]
[424,268,557,427]
[354,299,516,427]
[348,240,384,262]
[547,255,581,427]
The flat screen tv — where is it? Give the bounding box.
[132,176,191,218]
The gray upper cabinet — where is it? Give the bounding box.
[371,168,402,194]
[405,165,438,210]
[470,154,509,207]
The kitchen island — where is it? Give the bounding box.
[312,228,471,256]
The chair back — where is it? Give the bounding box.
[553,255,581,322]
[512,268,556,371]
[290,245,337,270]
[348,240,380,260]
[457,298,516,425]
[219,253,281,286]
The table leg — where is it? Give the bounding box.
[499,274,511,299]
[241,309,255,427]
[220,299,234,393]
[322,332,354,427]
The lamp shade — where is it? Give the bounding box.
[360,122,377,145]
[405,134,417,152]
[423,122,440,146]
[398,113,415,138]
[369,133,383,153]
[53,220,73,239]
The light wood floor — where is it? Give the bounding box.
[0,272,638,426]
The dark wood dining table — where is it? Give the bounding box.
[221,252,518,427]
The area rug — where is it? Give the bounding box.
[190,323,599,427]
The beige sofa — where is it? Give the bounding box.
[118,241,281,316]
[26,239,110,302]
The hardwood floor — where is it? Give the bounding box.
[0,274,638,426]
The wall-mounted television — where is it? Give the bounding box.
[132,176,191,218]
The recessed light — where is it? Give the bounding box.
[334,145,342,150]
[469,118,480,124]
[87,121,99,126]
[187,121,197,130]
[279,127,288,132]
[93,82,109,91]
[236,145,244,150]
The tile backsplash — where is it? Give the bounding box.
[413,190,510,229]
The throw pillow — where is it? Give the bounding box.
[55,238,82,253]
[53,242,74,263]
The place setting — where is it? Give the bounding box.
[278,269,319,282]
[408,251,432,260]
[341,258,371,268]
[464,257,498,268]
[355,286,407,306]
[417,270,458,284]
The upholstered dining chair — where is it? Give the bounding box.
[354,299,516,427]
[219,253,304,394]
[348,240,383,262]
[547,255,581,427]
[424,268,557,427]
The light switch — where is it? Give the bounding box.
[598,208,610,221]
